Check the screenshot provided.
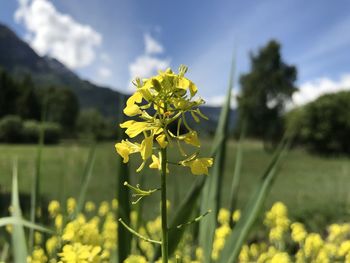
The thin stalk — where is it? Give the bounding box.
[161,147,168,263]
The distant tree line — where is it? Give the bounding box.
[0,68,117,143]
[286,91,350,155]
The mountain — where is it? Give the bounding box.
[0,22,124,117]
[0,23,236,130]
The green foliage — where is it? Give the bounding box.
[218,138,289,263]
[10,159,28,263]
[41,122,61,144]
[0,116,61,144]
[39,86,79,132]
[237,40,297,143]
[16,75,41,120]
[198,59,234,263]
[75,145,96,217]
[0,68,80,138]
[0,115,23,143]
[0,69,40,121]
[286,91,350,154]
[77,109,116,141]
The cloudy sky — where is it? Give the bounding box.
[1,0,350,106]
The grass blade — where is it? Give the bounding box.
[29,107,46,251]
[117,94,132,262]
[229,120,245,218]
[0,217,53,234]
[11,158,28,262]
[198,56,235,263]
[217,137,290,263]
[0,242,9,263]
[74,144,97,216]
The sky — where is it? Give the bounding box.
[1,0,350,107]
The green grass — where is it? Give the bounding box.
[0,140,350,230]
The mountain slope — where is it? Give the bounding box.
[0,22,236,130]
[0,22,124,117]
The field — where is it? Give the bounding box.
[1,140,349,232]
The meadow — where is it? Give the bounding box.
[1,140,349,231]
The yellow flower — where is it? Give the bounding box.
[291,222,307,243]
[46,236,58,255]
[140,135,153,160]
[156,133,168,148]
[181,158,213,175]
[85,201,96,212]
[217,208,230,225]
[55,214,63,230]
[123,92,143,116]
[179,131,200,147]
[34,231,43,245]
[27,248,48,263]
[120,120,156,138]
[115,140,140,163]
[59,243,102,263]
[232,210,241,223]
[149,154,161,170]
[67,197,76,215]
[48,200,60,217]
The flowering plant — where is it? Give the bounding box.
[115,65,213,262]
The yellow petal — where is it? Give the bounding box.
[120,120,135,128]
[123,104,141,116]
[126,91,142,106]
[115,140,140,163]
[182,131,201,147]
[124,122,150,138]
[156,134,168,148]
[182,158,213,175]
[141,135,153,160]
[189,82,197,97]
[177,77,190,90]
[149,154,160,170]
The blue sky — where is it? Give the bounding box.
[1,0,350,106]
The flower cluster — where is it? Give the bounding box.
[11,199,350,262]
[27,198,118,263]
[115,66,213,175]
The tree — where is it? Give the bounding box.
[16,75,41,120]
[0,68,19,117]
[237,40,297,144]
[39,86,79,132]
[286,91,350,155]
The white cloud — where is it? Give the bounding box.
[97,67,112,79]
[293,74,350,106]
[15,0,102,69]
[144,33,164,55]
[129,33,169,84]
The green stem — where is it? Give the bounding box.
[161,147,168,263]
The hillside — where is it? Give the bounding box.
[0,22,236,130]
[0,22,124,117]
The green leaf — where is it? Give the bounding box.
[217,137,290,263]
[229,120,245,218]
[29,106,46,251]
[198,56,235,263]
[74,144,97,216]
[11,158,28,263]
[117,94,132,263]
[0,242,9,263]
[0,217,53,234]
